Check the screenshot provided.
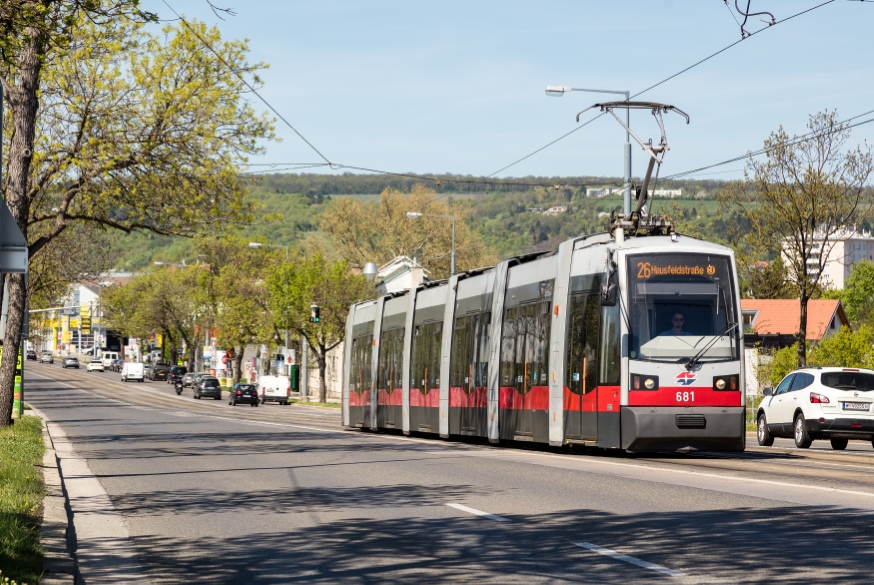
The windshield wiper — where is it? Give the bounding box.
[684,322,738,371]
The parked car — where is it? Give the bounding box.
[121,362,145,383]
[194,376,222,400]
[38,351,53,364]
[86,359,104,372]
[26,349,37,361]
[168,365,188,385]
[758,366,874,450]
[181,372,199,387]
[229,383,259,406]
[62,357,79,369]
[149,363,171,381]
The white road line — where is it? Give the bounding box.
[574,542,685,577]
[446,503,511,522]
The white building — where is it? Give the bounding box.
[782,229,874,290]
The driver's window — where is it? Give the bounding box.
[775,374,795,395]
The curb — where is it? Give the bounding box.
[28,406,77,585]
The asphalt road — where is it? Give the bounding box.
[23,360,874,584]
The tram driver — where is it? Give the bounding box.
[661,312,692,336]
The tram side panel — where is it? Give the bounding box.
[348,300,378,428]
[563,238,622,449]
[499,256,557,444]
[409,284,447,434]
[376,294,408,430]
[448,270,494,438]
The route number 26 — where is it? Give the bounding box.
[676,391,695,402]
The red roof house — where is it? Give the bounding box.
[740,299,850,341]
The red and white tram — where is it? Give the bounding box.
[343,232,745,452]
[343,102,746,452]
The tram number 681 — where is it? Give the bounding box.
[676,391,695,402]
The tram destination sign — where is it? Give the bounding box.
[634,258,720,280]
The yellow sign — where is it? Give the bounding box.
[70,317,80,328]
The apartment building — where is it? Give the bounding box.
[782,229,874,290]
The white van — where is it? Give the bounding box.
[102,351,119,368]
[121,362,145,383]
[258,375,291,405]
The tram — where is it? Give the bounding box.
[342,102,746,452]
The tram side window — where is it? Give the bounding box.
[378,328,404,391]
[566,295,600,394]
[600,303,621,386]
[474,313,490,388]
[411,320,443,391]
[501,309,517,386]
[532,301,551,387]
[450,316,474,389]
[410,325,424,390]
[351,334,373,392]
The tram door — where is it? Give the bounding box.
[566,293,600,440]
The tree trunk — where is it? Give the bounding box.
[798,294,809,367]
[318,344,327,404]
[0,28,44,427]
[233,346,245,385]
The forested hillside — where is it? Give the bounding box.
[110,172,738,270]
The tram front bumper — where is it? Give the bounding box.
[621,406,746,452]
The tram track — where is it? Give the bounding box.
[28,362,874,498]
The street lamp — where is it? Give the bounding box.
[406,212,456,276]
[545,85,632,217]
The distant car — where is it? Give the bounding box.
[168,365,188,385]
[149,363,171,381]
[143,364,152,378]
[758,367,874,450]
[26,349,37,361]
[62,357,79,369]
[194,376,222,400]
[39,351,54,364]
[229,383,259,406]
[86,359,104,372]
[182,372,199,387]
[110,359,124,372]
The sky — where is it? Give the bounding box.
[142,0,874,182]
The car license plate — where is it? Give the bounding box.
[842,402,870,411]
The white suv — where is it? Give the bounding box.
[757,367,874,450]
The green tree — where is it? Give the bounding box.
[720,110,874,368]
[319,185,493,280]
[822,260,874,324]
[809,325,874,369]
[741,256,795,300]
[269,254,372,403]
[0,13,274,424]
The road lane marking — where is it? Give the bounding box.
[574,542,685,577]
[28,372,874,506]
[446,503,510,522]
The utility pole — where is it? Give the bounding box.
[301,337,308,401]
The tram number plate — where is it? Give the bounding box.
[676,391,695,402]
[842,402,870,411]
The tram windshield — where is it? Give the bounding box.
[627,253,739,363]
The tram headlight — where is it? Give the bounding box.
[713,375,739,391]
[631,374,658,390]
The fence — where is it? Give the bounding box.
[746,395,765,427]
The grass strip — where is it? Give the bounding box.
[290,399,341,409]
[0,415,46,584]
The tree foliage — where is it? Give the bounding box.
[268,253,372,402]
[822,260,874,324]
[319,185,493,280]
[720,110,874,367]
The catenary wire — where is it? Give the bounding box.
[663,109,874,180]
[487,0,838,179]
[161,0,334,166]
